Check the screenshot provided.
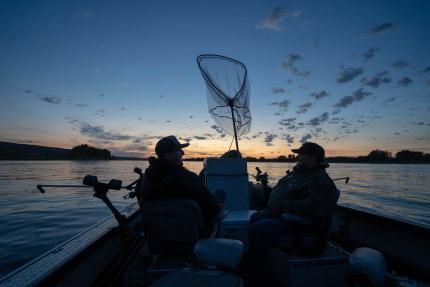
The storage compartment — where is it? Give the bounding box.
[270,245,348,287]
[218,210,256,249]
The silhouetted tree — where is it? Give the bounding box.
[276,155,287,162]
[367,150,392,161]
[69,144,111,159]
[395,150,423,161]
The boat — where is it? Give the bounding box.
[1,158,429,287]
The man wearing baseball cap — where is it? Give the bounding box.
[245,142,338,282]
[138,135,220,233]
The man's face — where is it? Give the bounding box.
[297,153,317,169]
[164,148,184,164]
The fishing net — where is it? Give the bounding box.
[197,54,251,140]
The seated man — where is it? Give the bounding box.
[244,142,338,281]
[139,135,220,235]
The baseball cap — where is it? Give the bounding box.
[155,135,190,157]
[291,142,325,161]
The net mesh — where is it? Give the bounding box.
[197,54,251,138]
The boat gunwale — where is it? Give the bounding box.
[0,202,140,287]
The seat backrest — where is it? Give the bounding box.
[141,199,205,256]
[204,158,249,211]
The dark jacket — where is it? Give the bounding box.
[267,162,338,225]
[139,157,220,226]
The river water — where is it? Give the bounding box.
[0,160,429,277]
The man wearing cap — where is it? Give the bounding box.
[139,135,220,233]
[266,141,337,220]
[243,142,338,282]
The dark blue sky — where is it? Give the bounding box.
[1,0,429,157]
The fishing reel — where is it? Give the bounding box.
[37,167,144,227]
[253,166,269,186]
[83,175,122,191]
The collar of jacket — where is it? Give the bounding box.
[293,160,329,174]
[148,156,183,168]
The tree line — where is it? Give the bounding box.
[243,150,430,163]
[0,142,112,160]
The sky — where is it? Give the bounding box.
[0,0,429,158]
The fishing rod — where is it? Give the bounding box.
[37,167,143,193]
[37,167,143,226]
[332,177,350,183]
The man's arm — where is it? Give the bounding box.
[279,181,337,222]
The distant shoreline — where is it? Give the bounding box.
[1,141,428,163]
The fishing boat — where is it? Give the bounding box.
[0,158,429,287]
[2,55,429,287]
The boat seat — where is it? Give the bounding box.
[204,158,249,211]
[140,199,244,269]
[141,199,205,257]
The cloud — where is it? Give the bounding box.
[210,125,226,137]
[270,99,290,112]
[38,95,61,104]
[368,22,397,35]
[333,88,372,110]
[194,136,208,140]
[336,66,363,83]
[278,117,296,127]
[361,71,391,88]
[419,66,430,73]
[281,54,302,74]
[281,54,310,78]
[362,47,380,62]
[79,122,133,141]
[382,97,396,105]
[123,143,148,152]
[308,112,329,126]
[255,6,289,31]
[411,121,426,126]
[297,102,313,114]
[264,133,278,146]
[398,77,413,87]
[272,88,286,94]
[178,136,192,143]
[285,134,294,144]
[392,60,410,68]
[300,133,312,143]
[310,90,329,100]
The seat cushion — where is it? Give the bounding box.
[194,238,244,269]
